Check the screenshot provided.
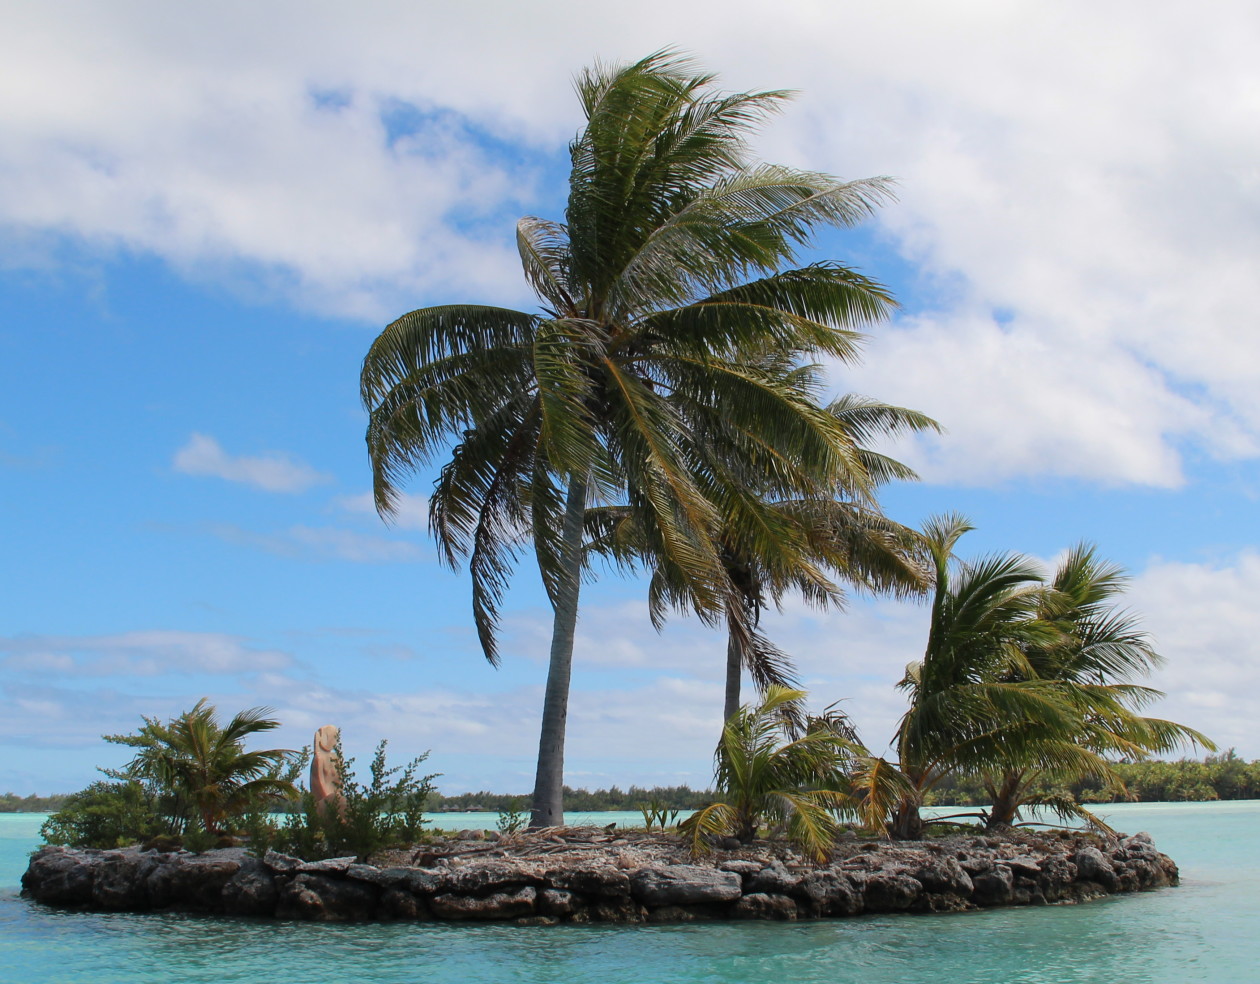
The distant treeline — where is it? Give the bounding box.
[926,752,1260,806]
[1,793,70,813]
[429,784,713,813]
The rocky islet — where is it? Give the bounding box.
[21,826,1178,924]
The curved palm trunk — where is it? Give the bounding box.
[529,475,588,829]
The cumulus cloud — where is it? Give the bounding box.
[173,433,330,492]
[0,630,292,678]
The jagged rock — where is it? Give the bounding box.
[537,888,582,916]
[730,893,798,920]
[1072,847,1119,890]
[543,863,630,897]
[22,847,96,906]
[262,850,302,873]
[863,872,922,911]
[297,857,357,875]
[799,871,863,916]
[630,866,743,905]
[970,864,1015,906]
[277,873,378,921]
[92,850,160,910]
[430,886,536,920]
[747,861,800,896]
[718,860,762,877]
[1006,856,1042,879]
[146,853,243,910]
[647,904,725,922]
[571,898,647,923]
[379,887,429,920]
[913,856,973,896]
[445,861,537,895]
[221,859,278,916]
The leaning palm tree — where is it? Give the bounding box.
[362,51,902,827]
[587,394,934,724]
[105,700,297,835]
[980,545,1214,828]
[884,514,1077,839]
[680,686,860,860]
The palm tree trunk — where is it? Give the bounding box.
[723,628,742,722]
[529,475,588,829]
[986,770,1023,828]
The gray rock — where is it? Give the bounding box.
[747,861,800,896]
[277,873,378,921]
[146,853,242,910]
[913,856,973,896]
[629,866,743,906]
[221,859,278,916]
[262,849,302,873]
[537,888,582,916]
[93,851,159,910]
[296,856,357,874]
[430,886,536,920]
[718,860,762,876]
[446,861,536,895]
[799,870,863,916]
[22,847,96,906]
[543,863,630,898]
[970,864,1014,906]
[863,872,922,912]
[379,887,429,920]
[730,893,798,920]
[1072,847,1118,890]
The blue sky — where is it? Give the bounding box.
[2,1,1258,796]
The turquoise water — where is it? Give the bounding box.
[2,802,1256,983]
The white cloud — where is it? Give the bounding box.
[3,1,1260,484]
[0,630,292,678]
[336,490,429,531]
[210,523,425,563]
[174,433,330,492]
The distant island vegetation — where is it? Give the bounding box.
[8,751,1255,817]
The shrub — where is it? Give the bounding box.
[272,740,437,862]
[39,781,166,849]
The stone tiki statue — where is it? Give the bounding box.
[311,724,345,816]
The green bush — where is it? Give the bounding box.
[271,740,437,862]
[39,781,167,849]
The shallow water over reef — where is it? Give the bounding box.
[3,801,1257,984]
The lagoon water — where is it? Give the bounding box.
[2,801,1256,984]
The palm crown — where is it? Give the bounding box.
[361,51,906,825]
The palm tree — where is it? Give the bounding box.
[587,394,935,724]
[105,700,297,835]
[361,51,901,827]
[981,544,1213,828]
[679,686,859,860]
[883,514,1076,839]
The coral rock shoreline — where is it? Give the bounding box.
[21,827,1178,924]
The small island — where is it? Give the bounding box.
[23,824,1176,924]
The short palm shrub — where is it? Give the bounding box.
[680,686,859,861]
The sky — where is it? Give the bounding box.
[2,0,1258,797]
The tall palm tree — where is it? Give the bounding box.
[361,51,901,827]
[105,700,296,835]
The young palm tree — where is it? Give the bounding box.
[361,52,900,827]
[679,686,859,860]
[981,545,1213,828]
[105,700,296,835]
[884,514,1076,839]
